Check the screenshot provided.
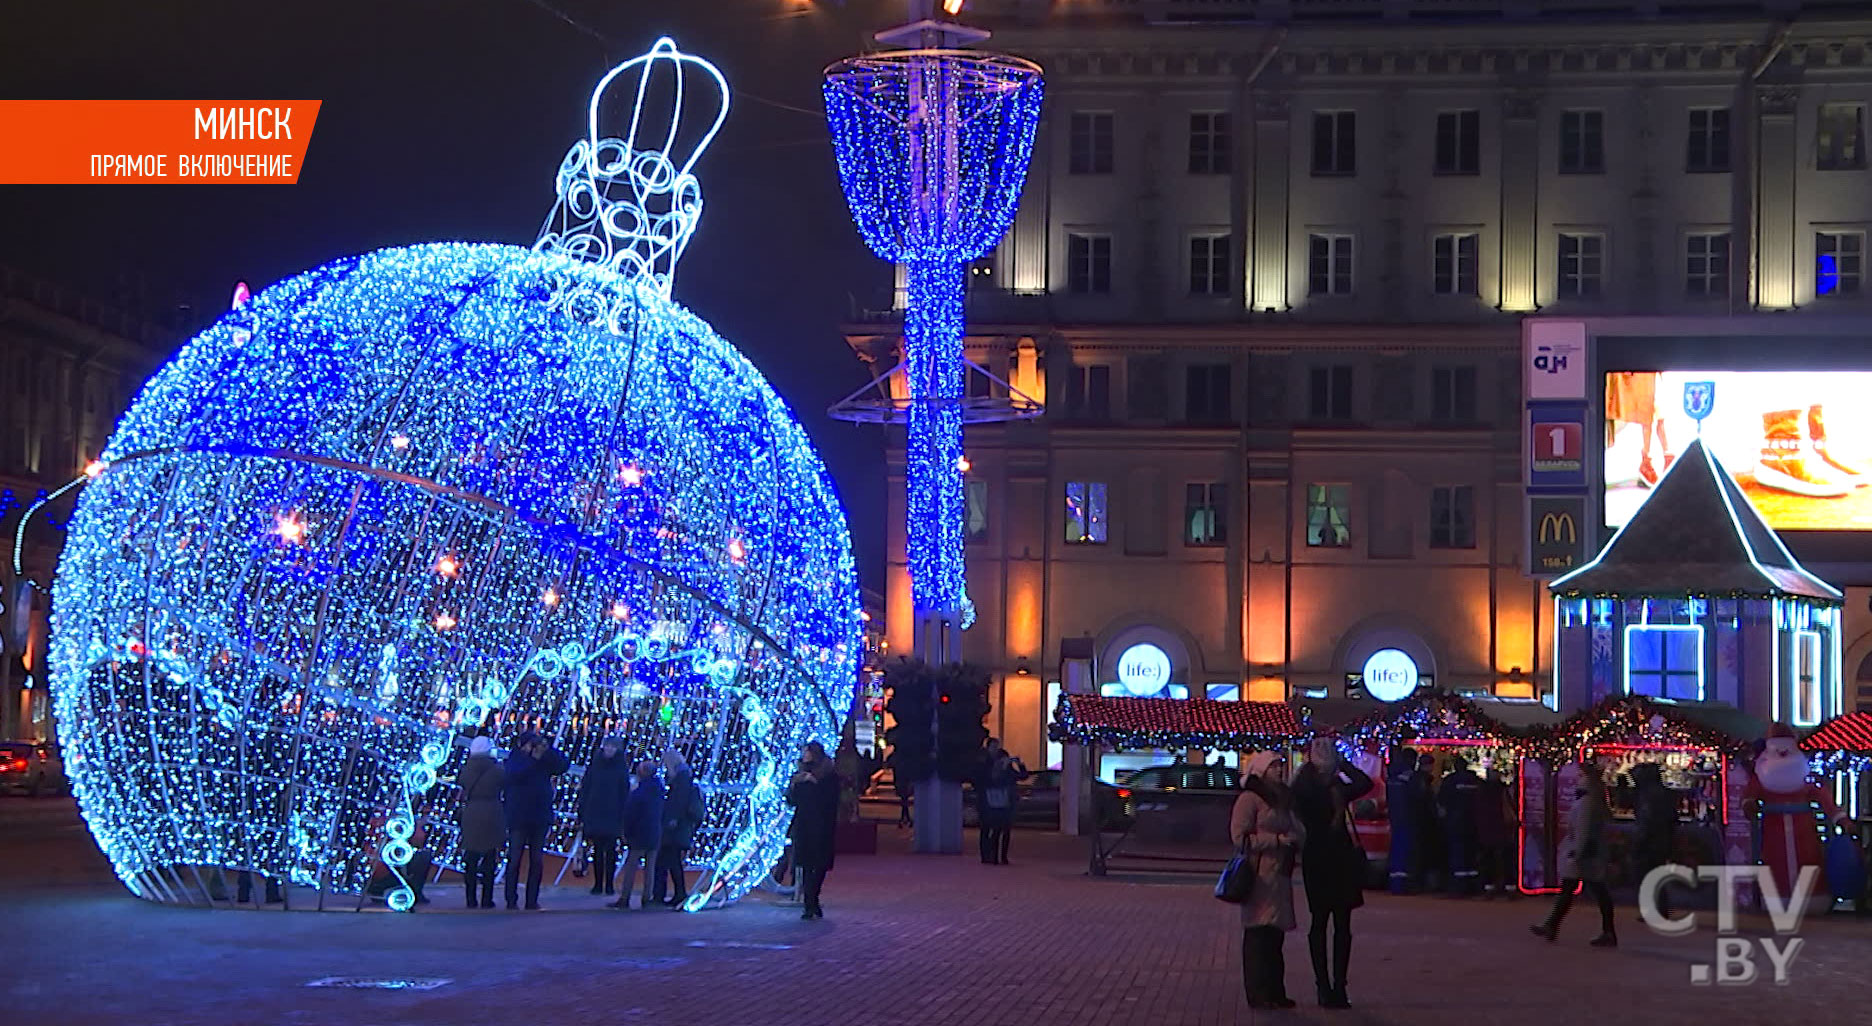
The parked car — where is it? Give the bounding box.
[1,742,66,796]
[1019,768,1128,829]
[1111,762,1240,820]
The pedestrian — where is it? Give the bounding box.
[235,870,282,905]
[1630,762,1678,917]
[1438,759,1482,897]
[1384,746,1422,894]
[1232,750,1304,1011]
[1290,736,1374,1009]
[502,731,570,911]
[456,734,504,909]
[654,748,706,909]
[1531,760,1617,947]
[897,776,915,830]
[611,758,665,909]
[1474,765,1518,900]
[977,738,1030,865]
[1414,752,1443,892]
[786,740,842,920]
[576,735,630,897]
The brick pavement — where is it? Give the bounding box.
[3,798,1868,1026]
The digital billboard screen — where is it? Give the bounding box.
[1604,370,1872,530]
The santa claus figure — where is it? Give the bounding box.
[1743,723,1848,907]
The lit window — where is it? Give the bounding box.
[1626,625,1703,701]
[1065,480,1108,545]
[1794,629,1823,727]
[1305,483,1350,548]
[966,479,989,543]
[1817,103,1866,171]
[1816,231,1863,296]
[1184,482,1226,547]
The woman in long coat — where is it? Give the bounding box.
[786,741,842,921]
[456,735,505,909]
[1531,760,1616,946]
[1290,737,1374,1008]
[1231,750,1306,1011]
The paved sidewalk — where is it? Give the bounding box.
[2,798,1867,1026]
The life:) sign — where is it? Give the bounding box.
[1116,643,1172,696]
[1360,649,1419,702]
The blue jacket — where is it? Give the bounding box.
[622,774,666,849]
[502,746,570,832]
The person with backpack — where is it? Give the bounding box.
[976,738,1029,866]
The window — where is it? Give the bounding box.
[1687,108,1730,173]
[1626,625,1703,701]
[1430,365,1478,424]
[1434,110,1480,175]
[1817,231,1864,296]
[1188,234,1231,296]
[1794,630,1824,726]
[1185,364,1231,424]
[1817,103,1867,171]
[1685,232,1730,298]
[1308,234,1354,295]
[1432,232,1479,296]
[1188,111,1231,175]
[1069,111,1114,175]
[1429,485,1476,549]
[1184,482,1226,546]
[1308,365,1354,421]
[1311,110,1356,176]
[1558,233,1604,299]
[966,479,989,542]
[1065,481,1108,544]
[1062,363,1112,420]
[1305,484,1351,548]
[1126,355,1168,419]
[1559,109,1605,174]
[1067,233,1112,294]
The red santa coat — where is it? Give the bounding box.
[1743,775,1841,898]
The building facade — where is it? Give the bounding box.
[0,266,175,740]
[846,0,1872,771]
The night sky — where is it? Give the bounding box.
[1,0,898,586]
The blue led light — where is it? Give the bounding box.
[48,39,859,912]
[824,50,1043,625]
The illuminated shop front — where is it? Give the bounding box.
[1045,625,1245,782]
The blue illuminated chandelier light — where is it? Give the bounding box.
[824,16,1043,643]
[41,38,860,912]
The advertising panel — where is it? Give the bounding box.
[1605,370,1872,529]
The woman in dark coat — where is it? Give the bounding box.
[654,748,707,908]
[576,736,630,896]
[1289,736,1375,1009]
[786,741,842,920]
[611,758,665,910]
[456,735,505,909]
[1531,760,1616,946]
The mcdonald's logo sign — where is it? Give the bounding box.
[1538,510,1577,545]
[1528,496,1587,577]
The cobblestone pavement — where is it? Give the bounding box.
[3,797,1866,1026]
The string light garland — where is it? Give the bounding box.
[823,47,1043,628]
[48,39,861,913]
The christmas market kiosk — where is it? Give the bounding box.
[1540,438,1845,895]
[1048,694,1305,876]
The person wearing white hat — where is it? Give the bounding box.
[1231,749,1305,1011]
[456,734,505,909]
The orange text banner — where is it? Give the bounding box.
[0,100,321,184]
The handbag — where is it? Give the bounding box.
[1215,841,1256,904]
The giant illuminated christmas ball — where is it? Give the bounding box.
[47,40,860,911]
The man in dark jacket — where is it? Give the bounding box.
[654,748,707,908]
[1438,759,1482,896]
[576,736,630,897]
[1384,747,1421,894]
[786,741,842,920]
[611,758,665,910]
[502,731,570,910]
[1474,766,1517,899]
